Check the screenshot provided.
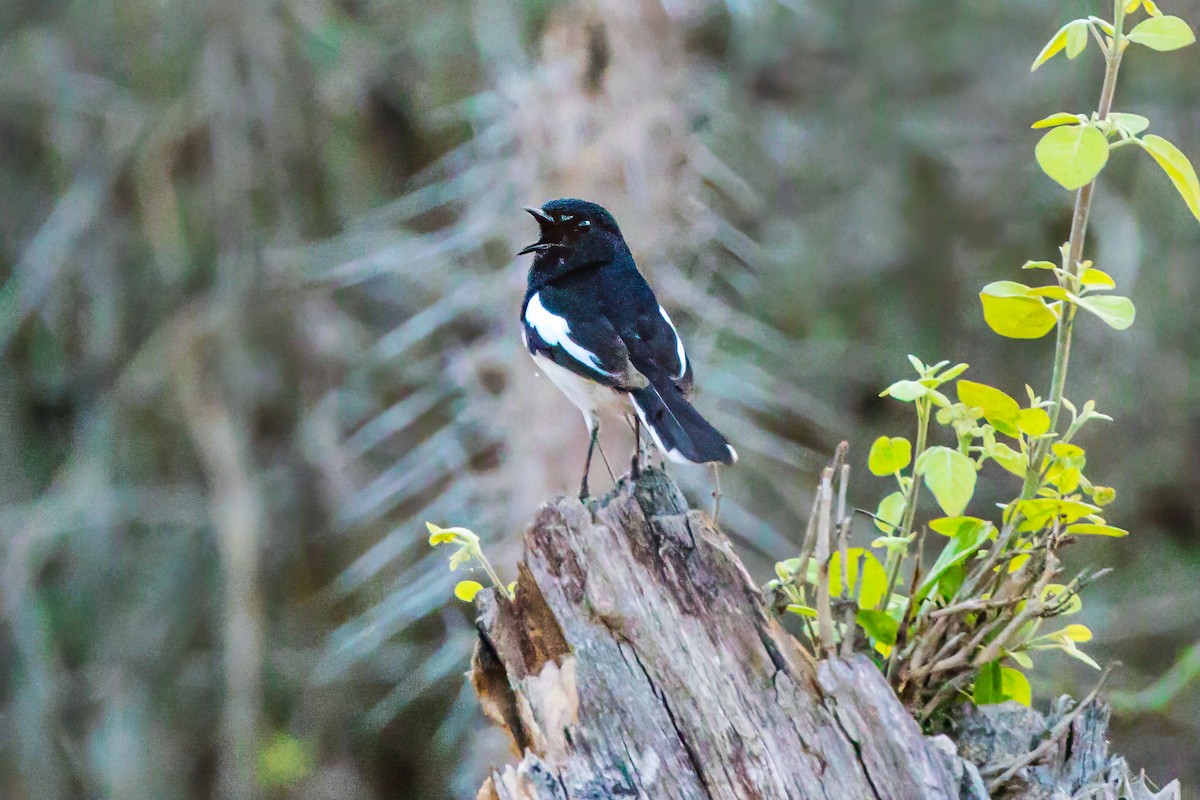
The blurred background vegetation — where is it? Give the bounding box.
[1,0,1198,797]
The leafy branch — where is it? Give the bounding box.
[769,0,1198,719]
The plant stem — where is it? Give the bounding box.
[1025,6,1126,500]
[879,398,930,609]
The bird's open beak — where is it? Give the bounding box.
[518,206,559,255]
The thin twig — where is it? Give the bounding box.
[814,469,836,659]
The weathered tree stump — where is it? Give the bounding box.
[469,469,1178,800]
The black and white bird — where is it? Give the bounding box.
[518,198,736,499]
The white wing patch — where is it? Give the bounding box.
[525,293,615,377]
[658,306,687,380]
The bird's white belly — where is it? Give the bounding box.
[532,353,625,430]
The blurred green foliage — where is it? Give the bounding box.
[1,0,1199,797]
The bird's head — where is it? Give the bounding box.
[519,199,626,268]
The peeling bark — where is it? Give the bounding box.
[471,469,1178,800]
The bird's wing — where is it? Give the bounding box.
[625,302,693,394]
[522,290,647,391]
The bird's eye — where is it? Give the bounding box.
[578,219,591,229]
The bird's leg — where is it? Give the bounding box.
[711,464,723,525]
[580,422,600,501]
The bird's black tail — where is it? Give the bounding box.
[629,379,736,466]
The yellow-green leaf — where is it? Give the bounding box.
[1061,623,1094,642]
[874,491,906,534]
[1007,552,1031,573]
[1017,498,1100,530]
[1073,294,1136,330]
[1126,0,1162,15]
[1139,135,1200,222]
[1066,19,1089,59]
[957,379,1021,437]
[1090,485,1117,506]
[989,442,1026,477]
[980,282,1059,339]
[1036,124,1110,190]
[1016,407,1051,437]
[1028,286,1069,301]
[1031,22,1072,70]
[1001,667,1032,706]
[785,604,818,618]
[454,580,484,602]
[829,548,889,608]
[1127,15,1196,51]
[917,446,977,517]
[928,516,988,538]
[427,522,460,546]
[1031,112,1084,129]
[1080,267,1116,288]
[868,436,913,476]
[1021,260,1058,270]
[1066,523,1129,537]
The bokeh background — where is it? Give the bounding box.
[2,0,1198,797]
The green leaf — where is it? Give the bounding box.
[1139,135,1200,222]
[454,580,484,602]
[1021,260,1058,270]
[785,604,818,618]
[1010,651,1034,669]
[1036,124,1110,190]
[1107,112,1150,136]
[1073,294,1136,330]
[1126,15,1196,51]
[974,662,1032,706]
[957,379,1021,437]
[1079,267,1116,288]
[917,520,991,606]
[1065,19,1089,58]
[855,609,899,646]
[1031,112,1083,130]
[829,548,889,608]
[917,446,977,517]
[868,436,912,475]
[881,380,927,402]
[1066,523,1129,537]
[1060,641,1102,670]
[874,491,906,534]
[980,282,1059,339]
[1031,22,1072,71]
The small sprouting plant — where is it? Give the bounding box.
[426,522,515,602]
[770,0,1198,722]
